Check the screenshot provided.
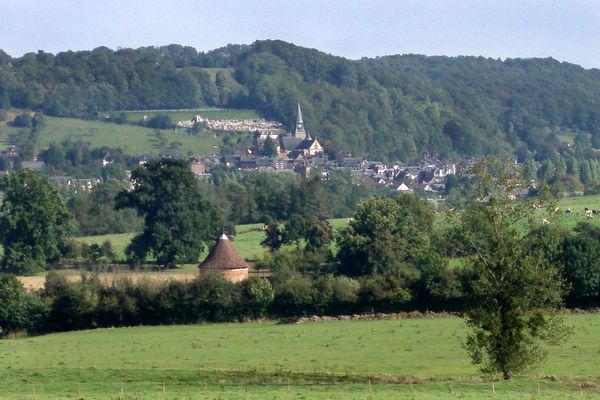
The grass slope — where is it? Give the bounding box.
[0,108,260,157]
[1,314,599,399]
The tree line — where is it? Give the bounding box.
[3,41,600,162]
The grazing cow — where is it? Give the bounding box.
[542,218,550,225]
[585,208,594,219]
[565,208,572,214]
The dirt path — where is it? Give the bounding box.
[18,271,199,291]
[18,269,270,290]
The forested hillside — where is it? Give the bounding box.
[2,40,600,161]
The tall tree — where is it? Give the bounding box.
[0,170,72,274]
[559,222,600,306]
[262,136,278,157]
[451,155,570,379]
[115,159,222,267]
[336,194,435,277]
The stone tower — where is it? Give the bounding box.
[293,102,309,140]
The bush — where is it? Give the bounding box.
[189,272,240,322]
[313,274,359,314]
[96,277,139,327]
[10,112,33,127]
[145,114,173,129]
[240,277,274,318]
[46,274,100,331]
[271,269,315,317]
[0,274,33,336]
[358,268,416,312]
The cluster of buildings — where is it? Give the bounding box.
[2,102,458,197]
[176,115,282,132]
[188,103,458,195]
[343,154,457,195]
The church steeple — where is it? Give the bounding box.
[294,102,309,139]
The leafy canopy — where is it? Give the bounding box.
[115,158,222,266]
[0,170,72,274]
[336,194,434,277]
[451,155,570,379]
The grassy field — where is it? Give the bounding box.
[201,67,235,82]
[75,218,350,262]
[0,115,222,156]
[1,314,599,399]
[0,109,260,157]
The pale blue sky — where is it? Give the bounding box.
[2,0,599,68]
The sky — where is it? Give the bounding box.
[2,0,600,68]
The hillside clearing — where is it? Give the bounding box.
[0,111,259,156]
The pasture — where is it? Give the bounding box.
[74,219,351,263]
[0,112,258,157]
[1,314,599,399]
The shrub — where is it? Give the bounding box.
[0,274,33,336]
[271,269,315,317]
[46,274,100,331]
[189,272,240,322]
[239,277,274,318]
[10,112,33,127]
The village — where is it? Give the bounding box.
[0,103,460,196]
[187,103,459,196]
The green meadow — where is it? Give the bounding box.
[75,219,351,264]
[0,109,259,157]
[1,314,599,399]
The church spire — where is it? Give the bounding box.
[294,102,308,139]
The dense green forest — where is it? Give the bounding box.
[2,40,600,161]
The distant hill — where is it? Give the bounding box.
[2,41,600,161]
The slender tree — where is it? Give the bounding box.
[451,155,570,379]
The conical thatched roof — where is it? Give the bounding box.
[199,233,249,270]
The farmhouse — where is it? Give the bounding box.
[198,233,249,282]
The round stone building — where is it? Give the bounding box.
[198,233,249,282]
